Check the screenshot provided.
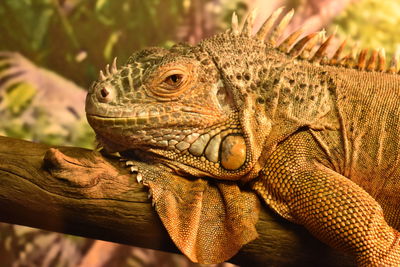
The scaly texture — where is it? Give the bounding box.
[85,8,400,266]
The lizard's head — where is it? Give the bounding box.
[86,41,264,180]
[85,9,293,181]
[86,7,332,180]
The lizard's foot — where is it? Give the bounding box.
[125,160,143,184]
[124,160,152,203]
[98,148,144,184]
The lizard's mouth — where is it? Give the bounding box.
[87,113,249,176]
[87,113,208,150]
[86,108,221,136]
[95,127,246,176]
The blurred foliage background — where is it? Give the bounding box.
[0,0,399,266]
[333,0,400,57]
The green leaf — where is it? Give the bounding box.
[5,83,37,114]
[332,0,400,58]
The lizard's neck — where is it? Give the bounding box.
[263,57,339,132]
[243,57,340,182]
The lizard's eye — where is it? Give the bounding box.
[161,70,186,88]
[164,74,184,86]
[147,63,195,98]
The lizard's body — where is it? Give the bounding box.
[85,8,400,266]
[252,51,400,265]
[313,67,400,229]
[259,59,400,228]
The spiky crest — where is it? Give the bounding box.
[388,47,400,73]
[99,57,118,81]
[231,8,400,74]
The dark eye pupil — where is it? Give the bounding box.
[170,74,179,83]
[164,74,183,86]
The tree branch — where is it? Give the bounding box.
[0,136,355,266]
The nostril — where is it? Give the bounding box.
[100,88,110,98]
[96,84,113,103]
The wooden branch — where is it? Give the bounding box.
[0,136,355,266]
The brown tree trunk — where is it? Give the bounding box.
[0,135,355,266]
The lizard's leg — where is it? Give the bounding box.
[252,133,400,266]
[95,148,144,184]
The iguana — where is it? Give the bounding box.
[85,8,400,266]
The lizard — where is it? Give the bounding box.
[85,7,400,266]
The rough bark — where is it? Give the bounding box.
[0,135,355,266]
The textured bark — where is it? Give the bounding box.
[0,135,355,266]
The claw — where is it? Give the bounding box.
[107,151,121,157]
[125,160,134,166]
[130,166,139,173]
[148,191,152,199]
[125,161,139,173]
[136,173,143,183]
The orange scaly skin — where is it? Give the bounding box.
[253,131,400,266]
[86,8,400,266]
